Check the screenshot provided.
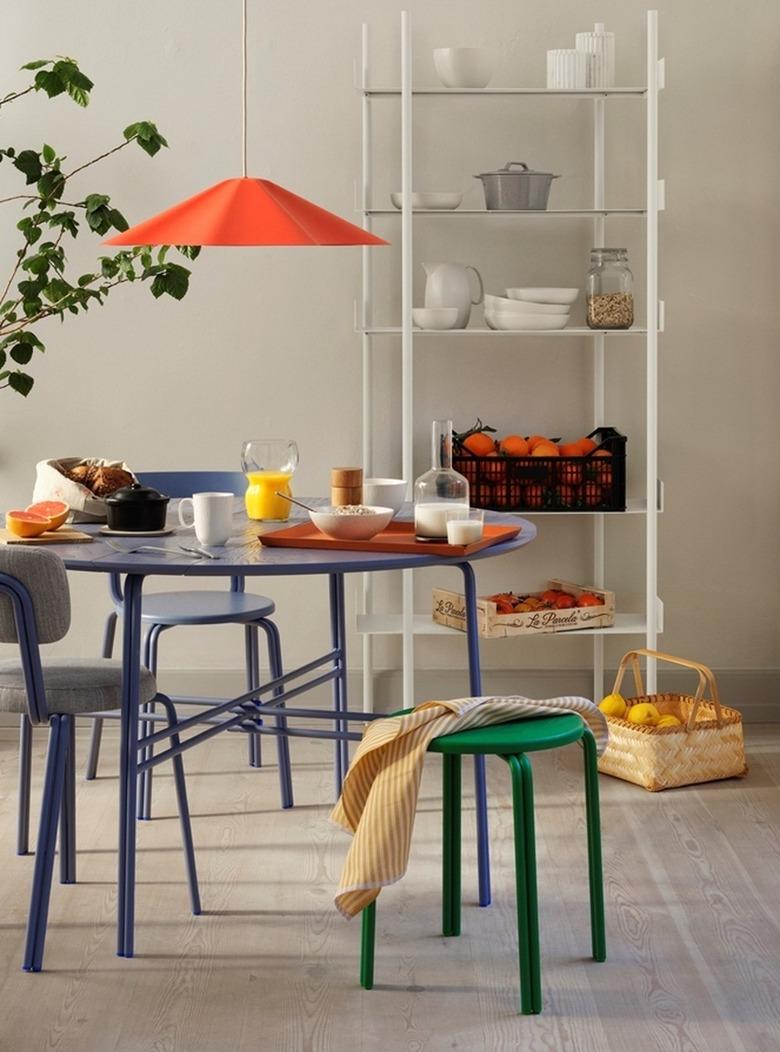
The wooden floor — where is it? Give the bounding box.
[0,724,779,1052]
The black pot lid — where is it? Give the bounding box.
[105,483,169,505]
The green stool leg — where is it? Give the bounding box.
[360,901,376,989]
[582,730,607,962]
[507,754,542,1015]
[442,753,462,937]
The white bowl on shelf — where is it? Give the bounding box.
[412,307,460,330]
[505,287,579,305]
[433,47,496,89]
[484,309,568,331]
[309,506,394,541]
[485,293,569,316]
[390,191,463,210]
[363,478,407,517]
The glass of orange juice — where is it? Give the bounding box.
[240,439,299,520]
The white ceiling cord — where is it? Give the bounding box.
[242,0,248,177]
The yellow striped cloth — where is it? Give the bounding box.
[331,695,608,918]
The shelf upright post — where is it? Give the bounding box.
[360,22,375,712]
[591,95,607,701]
[400,10,415,708]
[645,10,660,690]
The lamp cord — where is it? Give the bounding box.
[242,0,248,177]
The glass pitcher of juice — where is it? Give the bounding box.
[240,439,299,520]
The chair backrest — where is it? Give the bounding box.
[0,546,70,644]
[137,471,245,499]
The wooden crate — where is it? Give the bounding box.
[432,578,615,638]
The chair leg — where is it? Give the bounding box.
[582,730,607,962]
[85,611,118,781]
[23,715,69,972]
[244,625,262,768]
[506,754,542,1015]
[360,901,376,990]
[156,695,201,915]
[442,753,462,937]
[17,715,32,855]
[259,618,294,810]
[59,716,76,883]
[137,624,164,821]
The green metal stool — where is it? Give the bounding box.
[359,713,606,1015]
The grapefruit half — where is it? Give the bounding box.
[6,510,53,538]
[26,500,69,530]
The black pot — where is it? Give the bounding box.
[105,483,169,532]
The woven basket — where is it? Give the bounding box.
[598,648,747,791]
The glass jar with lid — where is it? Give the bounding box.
[586,247,634,329]
[414,419,469,541]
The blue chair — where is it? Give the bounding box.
[83,471,293,819]
[1,546,200,971]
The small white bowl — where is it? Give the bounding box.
[309,506,394,541]
[484,310,568,331]
[390,191,463,210]
[412,307,460,330]
[485,293,569,316]
[433,47,495,89]
[363,478,407,517]
[505,287,579,306]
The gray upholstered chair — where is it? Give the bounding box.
[0,546,199,971]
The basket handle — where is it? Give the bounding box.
[611,648,723,730]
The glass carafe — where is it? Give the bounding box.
[414,419,469,541]
[241,439,299,521]
[586,247,634,329]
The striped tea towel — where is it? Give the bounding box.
[331,695,608,918]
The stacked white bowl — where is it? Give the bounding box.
[483,288,578,331]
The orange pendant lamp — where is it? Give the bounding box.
[105,1,386,248]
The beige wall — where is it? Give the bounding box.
[1,2,779,697]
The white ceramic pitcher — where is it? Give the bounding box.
[423,262,484,328]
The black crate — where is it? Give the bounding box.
[453,427,627,512]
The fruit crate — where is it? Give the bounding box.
[453,427,627,512]
[432,579,615,638]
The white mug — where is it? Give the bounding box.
[178,492,234,546]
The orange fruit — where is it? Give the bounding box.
[462,432,496,456]
[582,481,603,507]
[556,483,576,507]
[558,442,582,457]
[578,592,603,607]
[527,434,549,451]
[26,500,69,530]
[530,441,560,458]
[557,460,583,485]
[499,435,530,457]
[578,437,597,455]
[523,484,546,508]
[6,510,53,538]
[591,449,613,484]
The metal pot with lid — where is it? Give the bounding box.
[475,161,560,211]
[105,482,170,532]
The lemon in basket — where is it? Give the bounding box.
[598,693,627,719]
[657,714,682,728]
[626,702,661,726]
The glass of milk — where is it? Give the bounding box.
[445,508,484,545]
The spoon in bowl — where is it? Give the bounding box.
[274,492,317,514]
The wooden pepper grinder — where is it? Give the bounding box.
[331,467,363,507]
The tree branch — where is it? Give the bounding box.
[0,85,35,109]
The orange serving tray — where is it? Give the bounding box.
[258,520,521,556]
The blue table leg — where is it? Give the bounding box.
[329,573,348,796]
[117,572,143,958]
[461,561,491,908]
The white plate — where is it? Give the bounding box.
[484,310,568,331]
[505,287,579,305]
[485,294,569,316]
[391,191,463,210]
[99,526,174,537]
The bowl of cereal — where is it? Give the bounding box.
[309,505,394,541]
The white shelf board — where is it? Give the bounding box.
[361,326,648,336]
[366,208,646,217]
[363,87,648,98]
[357,612,653,637]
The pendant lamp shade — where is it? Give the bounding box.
[105,177,387,247]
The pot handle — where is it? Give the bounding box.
[467,265,484,305]
[502,161,530,171]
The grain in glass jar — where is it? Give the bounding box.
[586,247,634,329]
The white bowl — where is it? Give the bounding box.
[505,287,579,305]
[309,506,394,541]
[484,309,568,331]
[433,47,496,89]
[390,191,463,210]
[485,293,569,316]
[363,478,407,517]
[412,307,460,330]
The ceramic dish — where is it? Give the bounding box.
[412,307,460,330]
[484,310,568,331]
[485,293,569,316]
[363,478,407,517]
[505,287,579,305]
[390,191,463,210]
[309,506,394,541]
[433,47,495,89]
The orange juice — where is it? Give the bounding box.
[244,471,293,520]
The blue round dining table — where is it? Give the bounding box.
[54,502,536,957]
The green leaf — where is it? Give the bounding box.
[160,264,190,300]
[84,193,109,213]
[17,216,42,244]
[37,169,65,201]
[34,70,65,98]
[108,208,128,232]
[14,331,44,349]
[124,120,168,157]
[10,342,33,365]
[13,149,42,184]
[8,371,34,396]
[48,210,79,237]
[21,60,49,71]
[177,245,201,260]
[22,255,49,276]
[43,278,71,303]
[42,143,56,164]
[150,273,167,299]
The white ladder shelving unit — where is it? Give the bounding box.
[358,10,664,711]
